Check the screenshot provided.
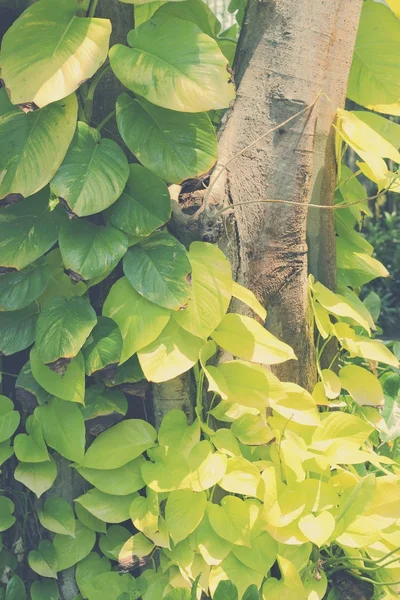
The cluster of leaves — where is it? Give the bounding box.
[0,1,400,600]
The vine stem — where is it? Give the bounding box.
[96,110,116,132]
[203,93,322,209]
[87,0,100,18]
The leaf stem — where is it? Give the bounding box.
[0,371,18,378]
[96,110,116,132]
[87,0,100,18]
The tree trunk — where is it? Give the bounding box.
[202,0,363,390]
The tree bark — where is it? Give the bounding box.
[202,0,363,390]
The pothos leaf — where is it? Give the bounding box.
[59,218,128,282]
[0,90,77,202]
[109,15,234,112]
[0,258,52,311]
[35,296,97,366]
[105,163,171,242]
[0,303,39,356]
[0,191,66,271]
[51,122,130,217]
[0,0,111,108]
[30,346,86,405]
[14,458,57,498]
[123,230,191,310]
[83,317,123,376]
[54,521,96,571]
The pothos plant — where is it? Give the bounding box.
[0,0,400,599]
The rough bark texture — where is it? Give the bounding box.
[202,0,363,390]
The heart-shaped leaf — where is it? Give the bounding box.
[36,296,97,367]
[14,459,57,498]
[105,164,171,242]
[51,122,129,216]
[0,191,66,271]
[1,0,111,108]
[116,94,218,183]
[173,242,232,339]
[340,365,384,406]
[30,579,60,600]
[75,489,138,523]
[0,304,39,356]
[38,497,76,537]
[103,277,170,364]
[36,249,88,309]
[0,396,20,444]
[83,317,123,376]
[109,15,234,112]
[165,489,206,544]
[0,496,15,532]
[35,397,86,463]
[0,90,77,202]
[14,418,49,463]
[82,385,128,421]
[54,521,96,571]
[77,456,144,496]
[123,231,191,310]
[59,219,128,282]
[75,503,107,534]
[138,319,204,383]
[76,552,111,599]
[28,540,58,579]
[0,259,52,311]
[298,512,335,547]
[82,419,156,470]
[5,576,26,600]
[30,347,86,404]
[213,581,238,600]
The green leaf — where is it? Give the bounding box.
[215,361,272,410]
[141,446,190,492]
[59,219,128,282]
[138,319,204,383]
[348,1,400,114]
[0,304,39,356]
[76,552,111,599]
[154,0,221,38]
[35,397,85,463]
[36,296,97,366]
[312,280,372,332]
[339,365,384,407]
[212,581,238,600]
[231,282,266,322]
[0,496,15,532]
[298,512,335,547]
[115,94,217,184]
[38,497,76,537]
[14,418,49,463]
[186,441,227,492]
[158,409,200,455]
[233,532,277,576]
[381,374,400,442]
[173,242,232,339]
[52,122,129,216]
[336,237,389,287]
[110,15,234,112]
[165,489,206,544]
[105,164,171,241]
[83,419,156,470]
[199,341,229,400]
[164,590,190,600]
[103,355,144,389]
[0,91,77,201]
[219,456,261,497]
[75,503,107,534]
[192,513,232,566]
[119,533,154,568]
[0,259,52,311]
[242,586,260,600]
[207,496,254,546]
[83,572,135,600]
[75,489,138,524]
[30,580,59,600]
[333,474,376,539]
[28,540,58,579]
[312,412,373,449]
[0,445,14,467]
[134,2,167,27]
[1,0,111,108]
[14,458,57,498]
[54,521,96,572]
[82,385,128,421]
[129,489,159,534]
[103,277,170,364]
[210,554,263,599]
[5,576,26,600]
[320,369,341,400]
[0,396,20,444]
[211,314,296,365]
[231,414,275,446]
[99,525,131,560]
[83,318,123,376]
[77,457,145,496]
[123,231,191,310]
[37,249,87,308]
[30,347,86,405]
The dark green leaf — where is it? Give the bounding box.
[5,576,26,600]
[30,580,59,600]
[51,122,129,217]
[116,94,217,183]
[15,361,52,407]
[36,249,87,309]
[36,296,97,366]
[105,164,171,242]
[83,317,123,376]
[0,259,52,311]
[82,385,128,421]
[123,231,191,310]
[0,90,77,201]
[0,396,20,444]
[0,304,39,356]
[0,190,66,271]
[213,581,238,600]
[0,496,15,532]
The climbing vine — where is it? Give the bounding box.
[0,0,400,599]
